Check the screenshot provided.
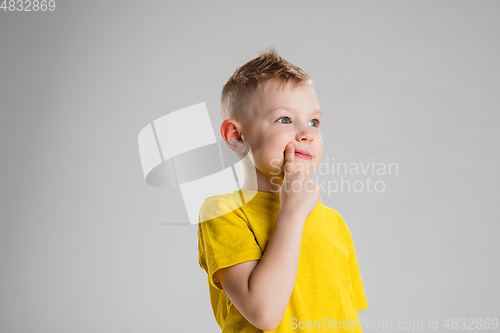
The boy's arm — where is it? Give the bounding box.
[216,142,319,331]
[216,208,308,331]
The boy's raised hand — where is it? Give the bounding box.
[279,142,320,218]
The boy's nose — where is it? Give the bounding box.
[295,128,314,142]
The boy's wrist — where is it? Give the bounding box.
[278,204,308,222]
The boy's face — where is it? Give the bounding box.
[241,79,323,189]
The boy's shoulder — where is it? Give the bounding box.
[318,200,343,219]
[199,191,245,223]
[201,190,243,208]
[316,200,350,229]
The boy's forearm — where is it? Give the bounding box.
[247,208,307,330]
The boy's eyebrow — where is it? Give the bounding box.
[268,107,322,116]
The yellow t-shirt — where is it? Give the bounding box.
[198,189,368,332]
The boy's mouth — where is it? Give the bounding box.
[282,148,313,160]
[294,150,312,160]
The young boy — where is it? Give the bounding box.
[197,47,368,332]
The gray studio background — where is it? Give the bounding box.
[1,1,499,332]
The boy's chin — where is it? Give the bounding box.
[265,158,316,176]
[294,161,316,175]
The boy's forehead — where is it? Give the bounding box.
[252,79,318,116]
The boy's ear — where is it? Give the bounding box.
[220,119,246,153]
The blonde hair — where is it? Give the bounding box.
[221,46,314,124]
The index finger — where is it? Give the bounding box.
[283,142,295,176]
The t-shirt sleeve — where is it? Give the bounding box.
[197,196,263,292]
[343,218,369,310]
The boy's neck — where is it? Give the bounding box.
[241,176,283,195]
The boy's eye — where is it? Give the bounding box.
[276,116,291,124]
[309,119,320,127]
[276,117,320,127]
